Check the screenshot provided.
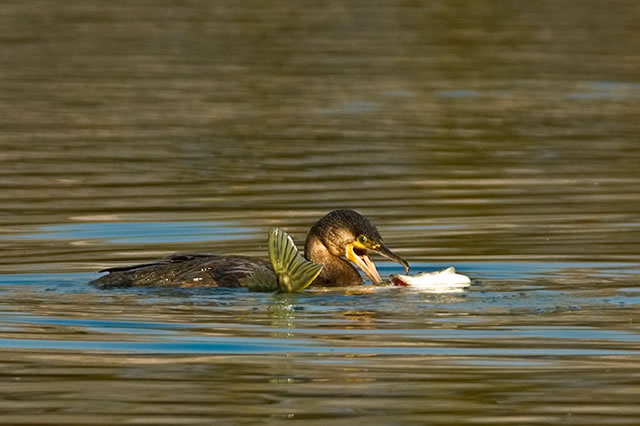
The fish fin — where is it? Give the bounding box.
[246,267,279,292]
[268,228,323,293]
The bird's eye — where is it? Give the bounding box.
[357,235,368,245]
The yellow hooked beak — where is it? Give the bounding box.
[345,240,409,284]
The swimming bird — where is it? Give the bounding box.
[91,209,409,290]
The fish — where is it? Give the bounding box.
[245,227,472,295]
[389,267,471,293]
[246,228,323,293]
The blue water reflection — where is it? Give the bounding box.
[14,222,256,243]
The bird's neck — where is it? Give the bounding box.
[304,234,362,286]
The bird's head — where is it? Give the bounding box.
[305,209,409,283]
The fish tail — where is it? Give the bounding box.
[268,228,323,292]
[246,266,279,292]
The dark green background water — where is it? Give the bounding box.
[1,1,639,424]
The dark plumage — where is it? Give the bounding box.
[90,209,408,289]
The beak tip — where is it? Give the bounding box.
[374,244,410,275]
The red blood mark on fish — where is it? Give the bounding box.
[391,276,409,286]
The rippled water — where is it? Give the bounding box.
[1,1,640,424]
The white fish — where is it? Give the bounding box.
[390,267,471,293]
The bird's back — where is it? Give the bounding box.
[90,253,273,289]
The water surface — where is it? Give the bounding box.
[1,1,639,424]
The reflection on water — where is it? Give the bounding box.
[1,263,639,424]
[1,0,640,424]
[11,222,256,243]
